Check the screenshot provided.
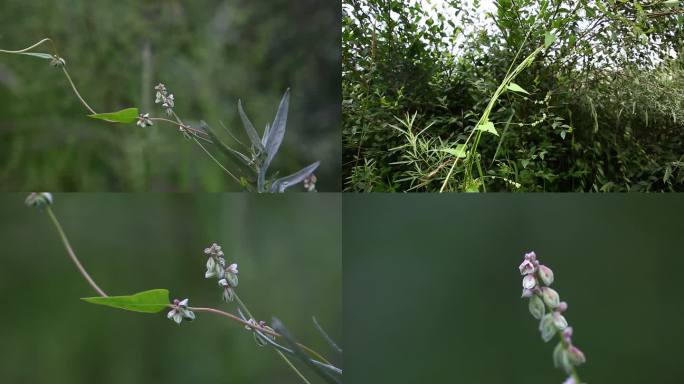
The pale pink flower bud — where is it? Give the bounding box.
[519,259,536,275]
[567,345,586,365]
[528,295,545,319]
[541,286,560,308]
[538,264,554,285]
[539,313,557,342]
[523,274,537,290]
[552,311,568,330]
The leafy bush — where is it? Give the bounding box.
[343,0,684,192]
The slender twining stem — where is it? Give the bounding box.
[230,291,310,383]
[3,38,245,189]
[189,306,280,338]
[276,349,312,384]
[232,291,331,364]
[61,67,96,114]
[233,290,333,382]
[168,108,242,186]
[0,38,59,56]
[191,136,242,184]
[44,204,332,381]
[45,206,108,297]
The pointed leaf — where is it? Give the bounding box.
[269,161,320,193]
[262,123,270,147]
[238,100,264,152]
[264,89,290,170]
[475,121,498,136]
[88,108,139,124]
[81,289,169,313]
[507,82,529,94]
[439,144,467,158]
[544,31,557,48]
[17,52,53,60]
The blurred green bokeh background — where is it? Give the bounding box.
[0,193,341,383]
[344,195,684,383]
[0,0,340,191]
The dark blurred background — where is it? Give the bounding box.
[344,195,684,383]
[0,193,341,383]
[0,0,340,191]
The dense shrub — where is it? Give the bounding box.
[343,0,684,191]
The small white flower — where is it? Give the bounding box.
[163,94,175,108]
[226,263,238,275]
[167,298,195,324]
[224,263,239,287]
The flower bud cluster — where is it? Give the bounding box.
[154,83,175,116]
[25,192,53,208]
[244,318,276,347]
[303,174,317,192]
[203,242,239,302]
[519,251,585,382]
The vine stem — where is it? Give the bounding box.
[232,291,326,383]
[233,291,332,365]
[43,205,332,383]
[45,206,108,297]
[3,38,245,189]
[61,67,96,114]
[276,349,312,384]
[188,306,280,338]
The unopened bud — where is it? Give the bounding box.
[541,287,560,309]
[538,264,554,285]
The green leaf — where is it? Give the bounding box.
[544,31,557,48]
[439,144,467,158]
[464,178,482,192]
[475,121,498,136]
[507,82,529,94]
[88,108,139,124]
[17,52,53,60]
[82,289,170,313]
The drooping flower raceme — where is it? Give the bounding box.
[154,83,175,116]
[204,242,239,302]
[167,298,195,324]
[518,251,585,383]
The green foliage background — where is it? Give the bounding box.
[0,193,341,383]
[343,0,684,192]
[0,0,340,191]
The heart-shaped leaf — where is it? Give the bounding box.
[507,82,529,94]
[544,31,557,48]
[475,121,498,136]
[439,144,467,158]
[82,289,170,313]
[88,108,139,124]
